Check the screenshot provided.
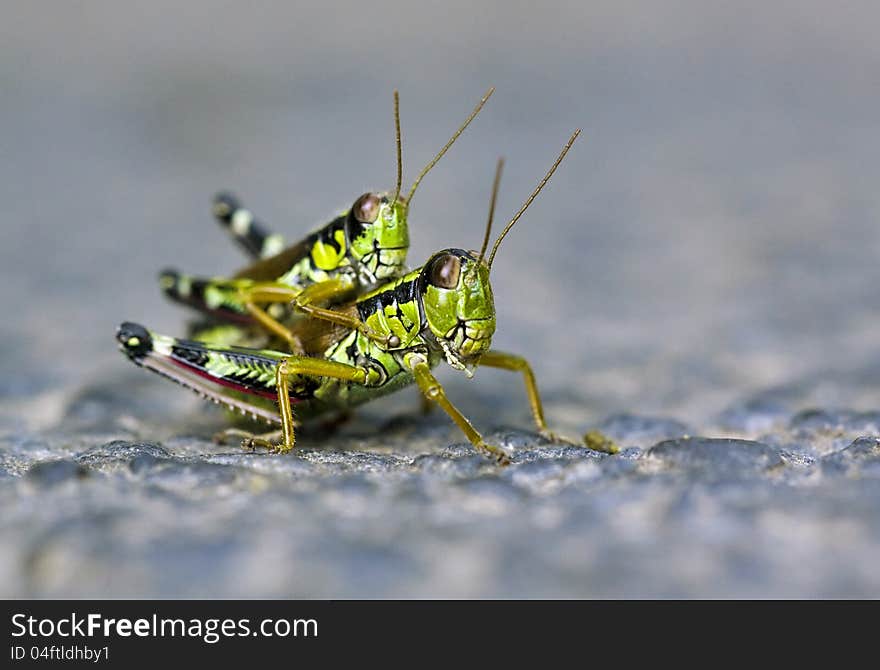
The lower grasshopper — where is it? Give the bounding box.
[159,88,494,353]
[117,130,617,464]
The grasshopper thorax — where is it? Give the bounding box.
[345,192,410,283]
[419,248,495,367]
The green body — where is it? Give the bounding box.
[160,194,410,327]
[117,126,609,463]
[121,248,495,421]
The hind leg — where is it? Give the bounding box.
[212,191,286,259]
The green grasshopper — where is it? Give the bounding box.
[117,130,614,465]
[159,88,494,354]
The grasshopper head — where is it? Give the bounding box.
[345,87,494,285]
[420,249,495,368]
[346,191,409,282]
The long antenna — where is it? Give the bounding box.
[390,90,403,207]
[487,129,581,270]
[405,86,495,205]
[478,158,504,264]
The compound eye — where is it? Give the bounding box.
[429,254,461,289]
[352,193,381,223]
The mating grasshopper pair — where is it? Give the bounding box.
[117,90,615,465]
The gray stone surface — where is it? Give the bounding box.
[3,2,880,597]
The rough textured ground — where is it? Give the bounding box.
[2,2,880,597]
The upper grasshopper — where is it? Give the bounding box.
[159,88,495,354]
[118,130,618,465]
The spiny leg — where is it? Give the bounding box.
[477,350,618,454]
[118,322,514,464]
[213,192,287,260]
[116,321,287,430]
[116,322,326,453]
[407,353,511,465]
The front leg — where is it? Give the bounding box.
[290,278,397,347]
[477,350,619,454]
[240,278,395,350]
[407,353,511,465]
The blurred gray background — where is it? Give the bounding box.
[2,1,880,598]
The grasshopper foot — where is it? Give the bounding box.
[476,441,512,466]
[539,428,620,454]
[213,428,255,446]
[214,428,291,453]
[582,429,619,454]
[241,435,291,454]
[539,428,577,445]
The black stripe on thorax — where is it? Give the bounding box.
[355,278,422,325]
